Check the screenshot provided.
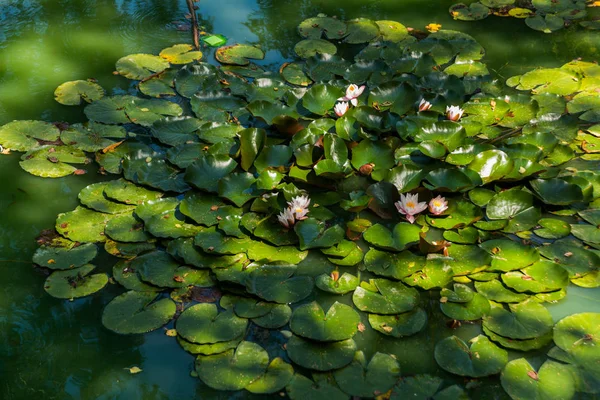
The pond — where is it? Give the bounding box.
[1,0,600,399]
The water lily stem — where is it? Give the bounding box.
[186,0,200,50]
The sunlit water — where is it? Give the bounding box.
[1,1,599,398]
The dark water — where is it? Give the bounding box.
[1,1,600,398]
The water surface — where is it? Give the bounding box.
[1,1,599,398]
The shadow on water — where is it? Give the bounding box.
[0,0,599,398]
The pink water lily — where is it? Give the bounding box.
[446,105,464,121]
[277,208,296,229]
[338,84,365,107]
[429,195,448,215]
[395,193,428,224]
[288,195,310,220]
[334,102,349,117]
[418,99,432,112]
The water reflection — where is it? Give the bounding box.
[1,0,600,398]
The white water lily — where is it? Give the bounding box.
[446,105,464,121]
[418,99,432,112]
[338,83,365,107]
[334,102,349,117]
[277,208,296,229]
[429,195,448,215]
[288,195,311,220]
[394,193,427,224]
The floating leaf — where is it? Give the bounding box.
[102,290,176,334]
[54,80,105,105]
[435,335,508,377]
[44,264,108,299]
[290,302,360,342]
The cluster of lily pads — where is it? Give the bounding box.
[4,13,600,399]
[449,0,600,33]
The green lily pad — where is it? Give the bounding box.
[286,373,349,400]
[364,248,425,280]
[56,206,114,243]
[177,335,242,356]
[435,335,508,377]
[103,178,162,205]
[134,251,212,288]
[245,264,314,304]
[475,279,530,303]
[315,272,359,294]
[426,199,483,230]
[501,260,569,293]
[390,374,443,400]
[344,18,380,44]
[440,291,491,321]
[480,239,539,272]
[534,218,571,239]
[177,303,247,344]
[352,279,419,314]
[151,116,202,146]
[294,39,337,58]
[218,172,258,207]
[195,341,269,391]
[403,258,455,290]
[116,53,169,80]
[530,178,584,205]
[0,120,60,151]
[525,15,565,33]
[483,301,553,339]
[363,223,421,252]
[298,16,347,39]
[501,359,575,400]
[333,352,400,398]
[44,264,108,299]
[483,325,553,352]
[159,44,202,64]
[216,44,265,66]
[286,335,357,371]
[104,213,150,243]
[450,3,490,21]
[294,218,345,250]
[104,240,155,259]
[468,149,513,184]
[252,303,292,329]
[32,243,97,270]
[368,307,428,337]
[538,241,599,278]
[101,290,176,334]
[112,260,160,292]
[554,313,600,367]
[280,62,313,87]
[246,357,294,394]
[185,154,238,193]
[78,182,136,214]
[60,122,126,152]
[54,80,105,105]
[290,302,360,342]
[302,84,344,116]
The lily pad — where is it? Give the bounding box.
[54,80,105,105]
[333,352,401,398]
[286,373,348,400]
[482,301,553,339]
[368,307,428,337]
[298,16,347,39]
[116,53,169,80]
[352,279,419,314]
[0,120,60,151]
[553,313,600,367]
[177,303,247,344]
[159,44,202,64]
[101,290,176,334]
[246,357,294,394]
[286,336,357,371]
[245,264,314,304]
[501,359,575,400]
[480,239,539,272]
[290,302,360,342]
[44,264,108,299]
[435,335,508,377]
[56,206,113,243]
[32,243,97,270]
[216,44,265,66]
[195,341,269,391]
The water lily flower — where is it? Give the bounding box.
[429,195,448,215]
[425,23,442,33]
[338,84,365,107]
[394,193,428,224]
[288,195,311,220]
[418,99,432,112]
[277,208,296,229]
[334,102,349,117]
[446,105,464,121]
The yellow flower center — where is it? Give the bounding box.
[433,201,442,207]
[349,84,356,91]
[295,207,303,213]
[406,201,415,208]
